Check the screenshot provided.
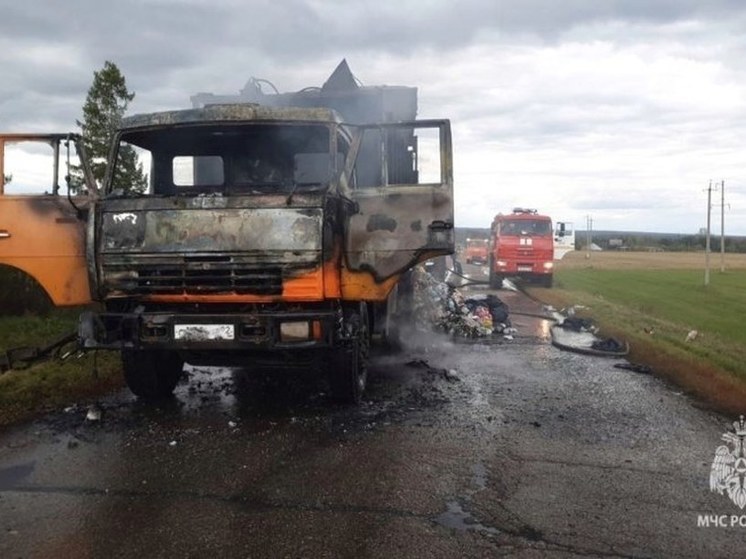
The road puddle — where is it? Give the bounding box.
[434,500,500,535]
[434,461,500,535]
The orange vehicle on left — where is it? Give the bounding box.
[0,134,95,306]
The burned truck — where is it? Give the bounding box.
[0,63,454,403]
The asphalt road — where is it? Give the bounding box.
[1,272,745,558]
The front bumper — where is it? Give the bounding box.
[493,261,553,276]
[78,309,336,351]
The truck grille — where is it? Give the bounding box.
[102,255,284,295]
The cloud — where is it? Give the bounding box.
[2,1,746,233]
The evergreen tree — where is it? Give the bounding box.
[76,61,146,193]
[2,174,10,185]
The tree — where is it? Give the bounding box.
[76,61,146,193]
[2,174,10,185]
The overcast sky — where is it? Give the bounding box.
[2,0,746,234]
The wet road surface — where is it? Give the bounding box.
[1,280,745,558]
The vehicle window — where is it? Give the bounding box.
[109,141,151,195]
[112,124,334,196]
[501,220,552,235]
[353,124,443,188]
[409,126,441,184]
[174,156,224,187]
[1,141,75,195]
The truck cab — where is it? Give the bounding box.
[78,104,452,402]
[464,238,488,265]
[554,221,575,260]
[488,208,554,288]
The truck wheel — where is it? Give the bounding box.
[330,304,370,404]
[541,275,553,288]
[122,349,184,400]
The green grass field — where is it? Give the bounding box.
[531,251,746,413]
[0,310,121,426]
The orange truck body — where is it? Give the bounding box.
[488,208,554,288]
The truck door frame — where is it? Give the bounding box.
[341,119,454,283]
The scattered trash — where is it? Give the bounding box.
[502,279,519,292]
[561,305,587,317]
[228,421,237,428]
[591,338,626,353]
[643,327,655,335]
[168,440,177,447]
[550,308,628,357]
[411,266,513,338]
[685,330,698,342]
[444,368,460,382]
[85,404,102,422]
[559,316,597,333]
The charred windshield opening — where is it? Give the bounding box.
[500,219,552,236]
[108,123,345,197]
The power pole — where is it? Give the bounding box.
[705,180,713,287]
[585,215,593,259]
[720,179,725,273]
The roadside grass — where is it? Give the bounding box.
[528,251,746,415]
[0,309,122,427]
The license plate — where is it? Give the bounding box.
[517,266,532,272]
[174,324,235,341]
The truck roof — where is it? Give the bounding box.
[502,213,551,220]
[495,210,551,221]
[191,60,418,125]
[120,103,344,130]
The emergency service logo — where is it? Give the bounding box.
[710,415,746,509]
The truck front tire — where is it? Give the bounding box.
[329,304,370,404]
[122,349,184,399]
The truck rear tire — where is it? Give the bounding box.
[122,349,184,400]
[329,304,370,404]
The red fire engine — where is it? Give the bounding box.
[489,208,554,288]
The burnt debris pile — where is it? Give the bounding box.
[410,266,513,338]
